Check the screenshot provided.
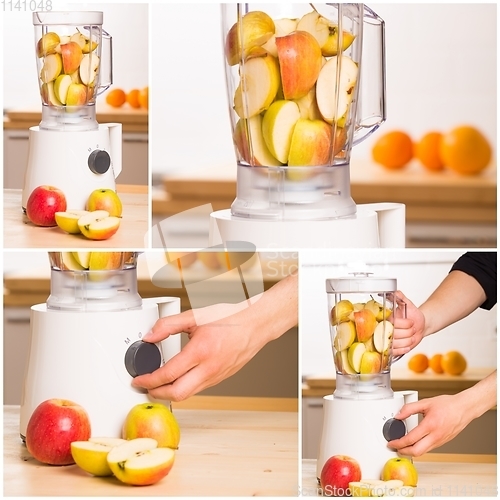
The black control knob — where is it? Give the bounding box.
[383,418,406,441]
[125,341,162,377]
[88,149,111,174]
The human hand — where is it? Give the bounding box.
[391,291,425,357]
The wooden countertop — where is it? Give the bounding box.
[301,456,497,497]
[4,105,148,134]
[153,160,496,225]
[4,404,298,496]
[3,185,149,249]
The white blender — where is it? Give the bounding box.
[22,11,122,212]
[317,273,418,479]
[211,3,405,248]
[20,252,181,440]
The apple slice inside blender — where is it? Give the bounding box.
[61,252,87,271]
[40,53,63,84]
[53,74,73,105]
[333,320,356,351]
[79,53,100,86]
[72,251,91,269]
[373,321,394,354]
[340,350,357,375]
[347,342,366,373]
[41,82,63,106]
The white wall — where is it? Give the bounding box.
[300,250,497,376]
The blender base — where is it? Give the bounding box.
[210,203,405,248]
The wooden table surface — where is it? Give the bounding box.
[4,404,298,497]
[4,185,149,249]
[302,457,497,497]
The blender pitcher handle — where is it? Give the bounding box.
[391,293,407,363]
[96,29,113,96]
[352,4,386,146]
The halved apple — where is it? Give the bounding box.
[55,210,90,234]
[40,53,63,83]
[373,320,394,354]
[71,437,127,477]
[53,74,73,105]
[77,210,121,240]
[262,99,301,163]
[106,438,175,486]
[333,320,356,351]
[316,55,358,124]
[233,53,280,118]
[79,53,100,86]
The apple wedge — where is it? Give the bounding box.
[316,55,358,124]
[107,438,175,486]
[60,41,83,75]
[53,74,73,105]
[293,86,323,121]
[66,83,87,106]
[41,82,63,106]
[61,252,87,271]
[233,53,280,118]
[88,251,123,270]
[36,32,60,58]
[333,321,356,351]
[359,351,382,374]
[73,251,91,269]
[79,53,100,86]
[55,210,90,234]
[340,349,357,375]
[347,342,366,373]
[373,320,394,354]
[261,17,298,57]
[288,118,332,169]
[40,53,63,84]
[261,99,301,163]
[71,437,127,477]
[77,210,121,240]
[331,299,354,324]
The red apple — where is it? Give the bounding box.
[320,455,362,497]
[25,398,91,465]
[26,185,67,227]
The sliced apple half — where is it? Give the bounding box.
[262,99,301,163]
[60,41,83,75]
[71,437,127,477]
[107,437,175,486]
[40,53,63,83]
[79,53,100,86]
[55,210,90,234]
[347,342,366,373]
[373,320,394,354]
[53,74,73,105]
[333,320,356,351]
[233,53,280,118]
[316,55,358,124]
[77,210,121,241]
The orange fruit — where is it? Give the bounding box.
[105,88,126,108]
[439,125,492,175]
[441,351,467,376]
[428,353,444,374]
[372,130,414,170]
[138,86,148,110]
[408,353,429,373]
[415,131,445,171]
[126,89,141,109]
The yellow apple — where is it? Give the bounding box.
[53,74,73,105]
[225,10,275,66]
[296,11,355,57]
[79,53,100,86]
[66,83,87,106]
[353,308,377,342]
[275,30,322,100]
[381,457,418,487]
[261,99,301,163]
[41,82,63,106]
[233,53,280,118]
[331,299,354,324]
[86,188,122,217]
[88,252,123,271]
[77,210,121,240]
[347,342,366,373]
[71,437,127,477]
[359,351,382,374]
[60,41,83,75]
[107,438,175,486]
[55,210,90,234]
[316,55,358,124]
[333,320,356,351]
[37,32,60,58]
[373,320,394,354]
[261,17,298,57]
[123,403,180,450]
[40,53,63,84]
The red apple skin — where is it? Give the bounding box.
[25,398,91,465]
[26,185,67,227]
[276,31,322,100]
[320,455,362,497]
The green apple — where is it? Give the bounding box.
[77,210,121,240]
[71,437,127,476]
[55,210,90,234]
[381,457,418,487]
[225,10,275,66]
[373,320,394,354]
[352,309,377,342]
[296,10,355,57]
[60,41,83,75]
[36,32,60,58]
[333,320,356,351]
[53,74,72,105]
[123,403,181,450]
[41,82,63,106]
[106,438,175,486]
[66,83,87,106]
[233,53,280,118]
[275,30,322,100]
[40,53,62,83]
[331,299,354,324]
[359,351,382,374]
[347,342,366,373]
[261,99,301,163]
[261,17,298,57]
[316,55,358,124]
[233,116,282,166]
[86,188,122,217]
[79,53,100,86]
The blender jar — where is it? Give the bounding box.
[221,3,385,220]
[33,11,112,130]
[47,252,142,311]
[326,273,405,399]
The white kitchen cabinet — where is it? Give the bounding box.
[302,396,325,460]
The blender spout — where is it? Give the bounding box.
[398,390,419,432]
[362,202,406,248]
[106,122,123,178]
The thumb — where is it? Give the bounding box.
[142,309,194,342]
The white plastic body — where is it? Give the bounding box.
[22,123,122,211]
[316,391,419,480]
[19,297,180,439]
[210,203,405,248]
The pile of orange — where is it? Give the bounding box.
[105,87,148,110]
[372,125,492,176]
[408,351,467,376]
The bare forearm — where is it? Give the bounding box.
[455,370,497,421]
[420,270,487,337]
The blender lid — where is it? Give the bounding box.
[33,11,103,25]
[326,273,397,293]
